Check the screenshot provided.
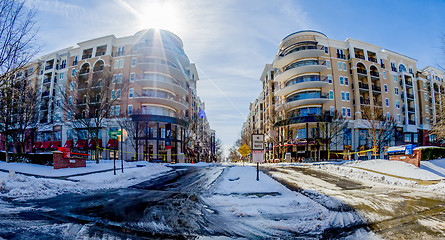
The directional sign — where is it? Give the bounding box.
[238,144,251,157]
[251,134,264,150]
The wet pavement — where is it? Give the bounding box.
[263,165,445,240]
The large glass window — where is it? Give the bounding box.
[296,128,306,139]
[286,91,324,103]
[141,105,176,117]
[283,60,320,72]
[343,128,352,146]
[285,75,320,87]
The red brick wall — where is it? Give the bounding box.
[389,149,421,167]
[53,151,86,169]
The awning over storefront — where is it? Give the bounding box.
[64,140,73,148]
[88,139,102,149]
[40,141,51,149]
[50,141,60,149]
[74,139,88,148]
[106,139,118,149]
[32,142,41,149]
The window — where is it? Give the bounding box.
[111,90,115,99]
[68,96,72,104]
[326,60,331,69]
[329,90,334,99]
[397,114,401,122]
[328,75,332,84]
[343,128,352,146]
[110,106,114,116]
[386,112,390,121]
[347,108,351,117]
[60,73,64,80]
[71,68,75,76]
[70,81,74,91]
[426,106,429,114]
[118,73,122,83]
[346,92,350,101]
[112,74,117,84]
[424,93,428,100]
[129,88,133,99]
[343,62,347,71]
[383,71,386,79]
[119,59,124,68]
[386,98,389,107]
[344,77,349,86]
[324,46,329,54]
[338,62,342,70]
[423,82,427,89]
[426,117,430,125]
[114,60,119,69]
[115,106,120,116]
[395,87,398,95]
[404,133,411,143]
[340,76,344,85]
[341,91,345,101]
[117,89,121,99]
[130,73,135,82]
[296,128,306,139]
[330,106,335,116]
[68,111,71,120]
[131,58,136,67]
[393,75,397,83]
[396,100,400,108]
[128,105,133,115]
[342,107,346,117]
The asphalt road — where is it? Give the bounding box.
[262,165,445,240]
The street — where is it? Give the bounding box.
[0,164,444,239]
[263,165,445,240]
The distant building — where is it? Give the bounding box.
[243,30,444,161]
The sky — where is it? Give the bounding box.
[26,0,445,157]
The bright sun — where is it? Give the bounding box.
[137,1,181,32]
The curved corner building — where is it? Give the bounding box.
[250,30,439,161]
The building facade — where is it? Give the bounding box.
[243,30,444,161]
[3,29,214,163]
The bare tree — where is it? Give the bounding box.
[316,110,348,161]
[361,108,396,159]
[227,145,240,162]
[430,36,445,141]
[0,0,38,78]
[60,65,127,163]
[214,138,224,162]
[116,117,144,160]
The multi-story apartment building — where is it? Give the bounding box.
[2,29,214,163]
[243,30,444,161]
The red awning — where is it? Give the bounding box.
[50,141,60,149]
[88,139,102,149]
[74,139,88,148]
[64,140,73,148]
[32,142,41,149]
[40,141,51,149]
[106,139,118,149]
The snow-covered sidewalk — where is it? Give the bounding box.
[0,160,172,201]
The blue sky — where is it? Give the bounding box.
[27,0,445,156]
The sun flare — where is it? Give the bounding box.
[137,1,181,32]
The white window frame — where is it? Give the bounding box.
[115,105,120,116]
[112,74,117,84]
[130,73,135,83]
[330,106,335,116]
[114,60,119,69]
[346,92,350,101]
[338,61,342,71]
[328,75,332,84]
[347,108,351,117]
[117,89,121,99]
[343,62,347,71]
[131,58,136,67]
[110,106,114,116]
[384,84,388,93]
[128,105,133,115]
[326,60,331,69]
[341,91,345,101]
[396,100,400,109]
[118,73,122,83]
[329,90,334,99]
[119,59,124,68]
[344,77,348,86]
[129,88,133,99]
[386,98,389,107]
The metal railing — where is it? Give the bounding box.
[357,68,367,75]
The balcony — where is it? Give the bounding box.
[355,54,365,60]
[358,82,369,91]
[279,92,331,110]
[274,76,329,97]
[407,93,414,99]
[273,45,325,69]
[405,80,413,86]
[360,99,370,105]
[275,60,326,83]
[370,71,379,78]
[79,69,90,75]
[368,57,377,63]
[372,85,381,92]
[43,78,51,84]
[95,51,106,57]
[41,91,50,97]
[357,68,367,75]
[134,94,188,111]
[45,65,53,70]
[403,106,415,112]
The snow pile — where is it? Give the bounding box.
[346,159,444,180]
[421,159,445,178]
[0,162,171,201]
[203,166,374,238]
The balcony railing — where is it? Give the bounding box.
[45,65,53,70]
[407,93,414,99]
[95,51,106,57]
[358,82,369,89]
[355,53,365,60]
[43,78,51,84]
[360,99,370,105]
[406,80,412,86]
[278,60,326,75]
[357,68,367,75]
[79,69,90,75]
[42,91,50,97]
[82,54,92,60]
[368,57,377,63]
[370,71,379,77]
[278,44,324,58]
[372,85,381,92]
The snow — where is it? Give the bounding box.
[203,166,377,238]
[0,161,172,201]
[346,159,444,180]
[0,160,149,177]
[421,158,445,178]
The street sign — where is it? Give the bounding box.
[252,150,264,163]
[251,134,264,150]
[238,144,251,157]
[109,130,120,140]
